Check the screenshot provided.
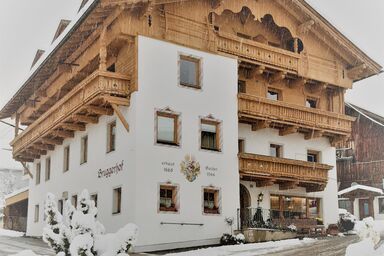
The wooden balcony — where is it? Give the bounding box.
[238,94,355,141]
[239,153,333,192]
[216,32,300,73]
[12,71,130,161]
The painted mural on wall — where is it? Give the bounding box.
[180,154,200,182]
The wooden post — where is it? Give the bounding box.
[99,27,107,71]
[111,104,130,132]
[14,113,20,137]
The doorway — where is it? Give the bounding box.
[239,184,251,229]
[359,198,373,220]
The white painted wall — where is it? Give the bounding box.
[238,124,339,225]
[133,36,239,251]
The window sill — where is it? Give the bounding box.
[180,83,201,90]
[112,212,121,216]
[156,141,180,148]
[200,147,222,153]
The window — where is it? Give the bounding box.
[159,185,178,212]
[379,198,384,214]
[180,55,200,88]
[339,200,353,214]
[63,146,70,172]
[203,188,220,214]
[81,135,88,164]
[238,139,245,153]
[267,89,280,100]
[308,198,320,218]
[71,195,78,208]
[91,194,98,208]
[34,204,39,223]
[156,112,179,146]
[238,80,246,93]
[45,158,51,181]
[112,187,122,214]
[307,150,320,163]
[107,121,116,153]
[58,199,63,215]
[201,119,220,151]
[36,163,41,185]
[270,144,282,158]
[306,98,317,108]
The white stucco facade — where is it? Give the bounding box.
[26,36,339,252]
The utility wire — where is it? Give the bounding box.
[0,120,24,131]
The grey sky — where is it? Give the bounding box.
[0,0,383,169]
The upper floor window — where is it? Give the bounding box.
[307,150,320,163]
[107,121,116,153]
[80,135,88,164]
[63,146,70,172]
[201,119,221,152]
[91,193,98,208]
[238,80,246,93]
[45,157,51,181]
[36,163,41,185]
[112,187,122,215]
[238,139,245,153]
[267,89,281,101]
[306,98,318,108]
[180,55,201,88]
[71,195,78,208]
[270,144,283,158]
[58,199,63,215]
[159,184,178,213]
[203,188,220,215]
[156,111,179,146]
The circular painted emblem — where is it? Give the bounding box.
[180,154,200,182]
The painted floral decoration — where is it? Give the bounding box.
[180,154,200,182]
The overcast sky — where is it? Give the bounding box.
[0,0,383,169]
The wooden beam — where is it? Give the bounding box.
[269,71,286,84]
[256,179,276,187]
[61,123,86,131]
[305,183,326,193]
[72,114,99,124]
[347,64,367,80]
[86,105,113,115]
[19,153,40,160]
[305,130,324,140]
[289,78,307,88]
[26,148,47,156]
[14,113,20,137]
[40,137,63,145]
[330,135,348,147]
[279,126,298,136]
[111,104,129,132]
[279,181,299,190]
[20,161,33,178]
[15,157,34,163]
[33,143,55,151]
[103,95,130,106]
[251,120,271,131]
[248,65,265,79]
[52,130,75,138]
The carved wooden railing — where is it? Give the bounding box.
[216,32,300,72]
[12,71,130,155]
[238,94,355,136]
[239,153,332,183]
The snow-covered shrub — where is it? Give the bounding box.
[43,190,138,256]
[220,233,245,245]
[287,224,297,232]
[338,209,356,232]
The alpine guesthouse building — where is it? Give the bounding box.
[0,0,381,252]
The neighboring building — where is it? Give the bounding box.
[3,188,29,232]
[338,104,384,220]
[0,0,381,252]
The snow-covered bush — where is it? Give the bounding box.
[287,224,297,232]
[338,208,356,232]
[43,190,138,256]
[220,233,245,245]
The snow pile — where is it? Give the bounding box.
[345,217,384,256]
[0,228,24,237]
[165,238,316,256]
[43,190,138,256]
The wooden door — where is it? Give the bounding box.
[359,199,373,220]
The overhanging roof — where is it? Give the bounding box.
[338,184,384,196]
[0,0,382,119]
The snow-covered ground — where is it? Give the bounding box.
[345,217,384,256]
[165,238,316,256]
[0,228,24,237]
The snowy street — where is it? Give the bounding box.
[0,235,53,256]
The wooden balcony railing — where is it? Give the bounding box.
[238,94,355,137]
[239,153,333,185]
[216,32,300,72]
[12,71,130,159]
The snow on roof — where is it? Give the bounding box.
[346,102,384,128]
[4,186,29,200]
[338,184,383,196]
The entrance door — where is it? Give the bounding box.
[359,199,372,220]
[239,184,251,229]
